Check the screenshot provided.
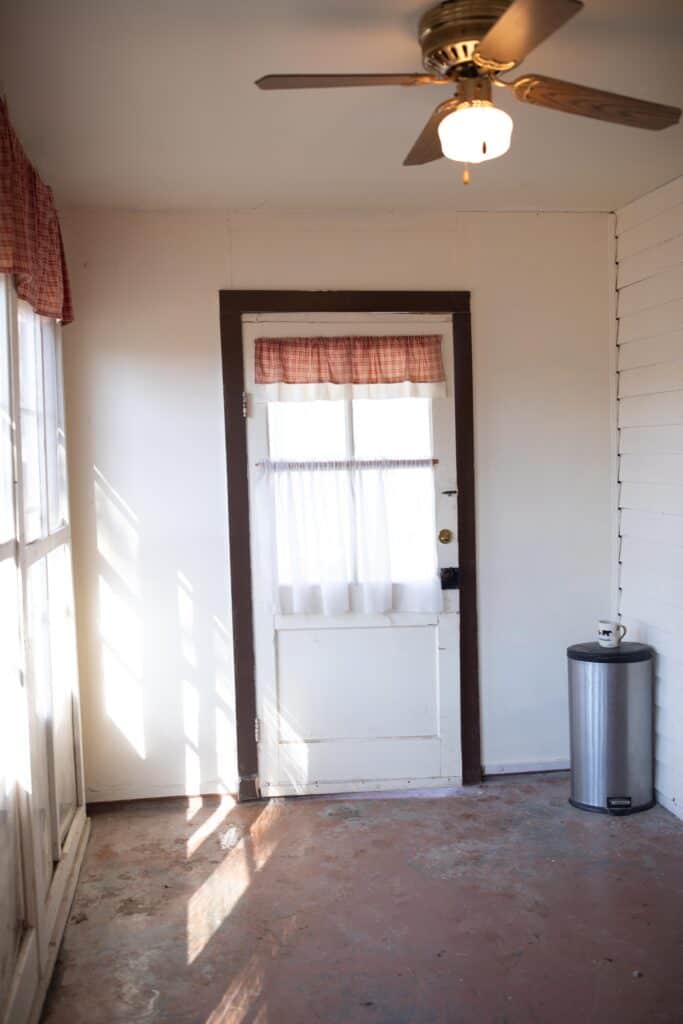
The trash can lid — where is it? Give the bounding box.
[567,641,653,663]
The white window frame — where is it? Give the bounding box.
[1,275,89,1024]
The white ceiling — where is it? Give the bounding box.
[1,0,682,212]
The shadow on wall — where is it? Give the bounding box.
[86,465,237,798]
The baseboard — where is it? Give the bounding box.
[262,776,462,798]
[85,780,238,804]
[655,788,682,820]
[483,758,570,777]
[86,765,573,805]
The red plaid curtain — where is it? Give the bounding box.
[255,335,445,385]
[0,98,74,324]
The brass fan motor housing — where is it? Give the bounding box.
[419,0,513,76]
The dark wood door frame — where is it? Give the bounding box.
[219,290,481,801]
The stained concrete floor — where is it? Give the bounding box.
[42,773,683,1024]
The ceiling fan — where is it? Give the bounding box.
[255,0,681,183]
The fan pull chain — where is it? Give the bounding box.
[462,164,470,185]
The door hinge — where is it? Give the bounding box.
[242,392,249,418]
[254,717,261,743]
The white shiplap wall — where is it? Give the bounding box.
[616,177,683,818]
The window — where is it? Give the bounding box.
[1,275,80,885]
[262,397,440,615]
[0,277,26,1008]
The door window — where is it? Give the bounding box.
[263,397,440,614]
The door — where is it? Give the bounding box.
[244,313,460,796]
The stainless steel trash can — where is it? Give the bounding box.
[567,642,654,815]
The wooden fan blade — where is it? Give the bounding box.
[255,73,448,90]
[476,0,583,68]
[403,100,457,166]
[511,74,682,130]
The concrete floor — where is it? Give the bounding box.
[42,773,683,1024]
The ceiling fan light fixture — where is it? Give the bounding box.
[437,100,513,164]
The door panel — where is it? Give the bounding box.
[279,738,443,790]
[277,625,439,741]
[244,313,461,796]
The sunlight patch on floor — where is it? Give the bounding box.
[186,795,236,858]
[186,802,283,964]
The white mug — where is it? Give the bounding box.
[597,619,627,648]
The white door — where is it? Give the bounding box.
[244,313,460,796]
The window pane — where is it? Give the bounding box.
[42,320,68,532]
[56,334,69,526]
[352,398,433,459]
[0,559,26,1008]
[19,302,46,541]
[27,557,55,890]
[0,278,14,544]
[268,401,348,460]
[384,467,438,582]
[47,545,78,839]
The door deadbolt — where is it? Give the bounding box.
[438,528,453,544]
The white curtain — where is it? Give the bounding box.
[256,458,442,615]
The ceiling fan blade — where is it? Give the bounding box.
[511,74,682,130]
[255,73,448,90]
[403,100,456,166]
[476,0,583,68]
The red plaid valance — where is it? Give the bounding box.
[255,335,445,385]
[0,99,73,324]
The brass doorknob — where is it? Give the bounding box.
[438,528,453,544]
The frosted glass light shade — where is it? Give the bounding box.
[438,100,513,164]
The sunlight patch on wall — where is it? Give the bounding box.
[178,571,201,800]
[183,679,200,797]
[101,644,146,759]
[95,466,145,759]
[213,614,236,791]
[94,467,139,597]
[99,575,145,757]
[178,571,197,670]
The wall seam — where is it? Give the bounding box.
[608,212,621,621]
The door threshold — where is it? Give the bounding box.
[262,776,463,799]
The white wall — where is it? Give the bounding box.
[60,208,613,801]
[615,177,683,819]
